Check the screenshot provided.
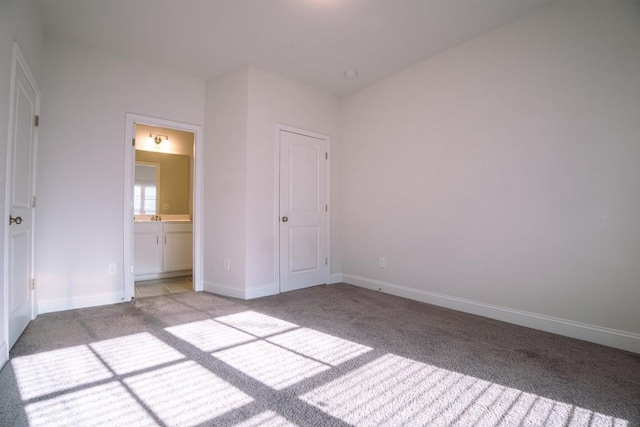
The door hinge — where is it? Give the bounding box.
[132,138,135,146]
[31,279,35,290]
[325,257,328,265]
[130,265,134,274]
[34,115,39,127]
[325,152,328,160]
[325,204,328,212]
[32,196,36,208]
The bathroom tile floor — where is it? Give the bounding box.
[135,276,193,297]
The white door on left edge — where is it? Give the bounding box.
[279,129,328,292]
[8,46,39,349]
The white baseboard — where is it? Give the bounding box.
[0,341,7,370]
[245,284,279,299]
[203,282,245,299]
[328,273,343,284]
[343,274,640,354]
[203,281,279,300]
[38,292,125,314]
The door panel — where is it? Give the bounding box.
[8,48,38,349]
[12,82,34,208]
[289,226,319,273]
[9,230,31,351]
[279,130,328,292]
[10,233,29,313]
[290,143,320,211]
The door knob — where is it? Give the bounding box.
[9,216,22,225]
[281,216,288,222]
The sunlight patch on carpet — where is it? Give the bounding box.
[214,311,298,337]
[90,332,184,375]
[166,319,256,352]
[124,360,253,427]
[24,382,156,427]
[8,307,630,427]
[213,340,329,390]
[231,410,298,427]
[300,353,628,426]
[266,327,372,366]
[12,345,112,400]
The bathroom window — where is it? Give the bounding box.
[134,183,157,215]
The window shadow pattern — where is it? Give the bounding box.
[6,303,630,427]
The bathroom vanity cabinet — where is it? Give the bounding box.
[134,222,193,279]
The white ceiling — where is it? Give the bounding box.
[37,0,555,96]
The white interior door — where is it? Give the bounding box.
[279,129,328,292]
[7,44,39,349]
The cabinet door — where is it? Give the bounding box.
[134,233,162,275]
[163,232,193,271]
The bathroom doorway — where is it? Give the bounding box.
[123,114,203,300]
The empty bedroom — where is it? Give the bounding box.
[1,0,639,426]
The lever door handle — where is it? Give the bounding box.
[281,216,288,223]
[9,216,22,225]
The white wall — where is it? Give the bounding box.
[203,66,340,298]
[36,39,204,312]
[246,67,341,293]
[340,0,640,352]
[203,69,249,295]
[0,1,44,367]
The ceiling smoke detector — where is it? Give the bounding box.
[344,70,358,80]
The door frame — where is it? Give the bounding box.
[274,125,331,293]
[123,113,203,300]
[2,42,40,363]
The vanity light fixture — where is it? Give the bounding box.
[148,133,170,145]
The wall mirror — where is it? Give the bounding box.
[134,124,194,217]
[134,162,159,214]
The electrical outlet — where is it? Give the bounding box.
[224,259,231,270]
[379,257,386,269]
[108,263,117,275]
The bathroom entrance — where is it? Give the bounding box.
[123,114,203,300]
